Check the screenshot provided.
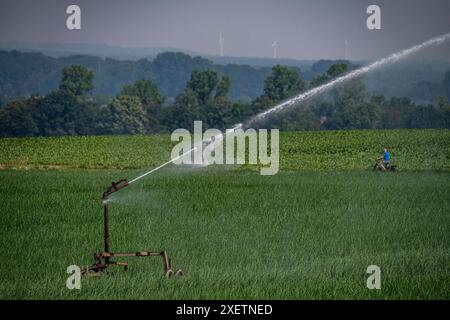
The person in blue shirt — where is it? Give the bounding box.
[377,147,390,171]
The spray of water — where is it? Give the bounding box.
[128,124,242,184]
[128,32,450,184]
[247,32,450,125]
[128,148,197,183]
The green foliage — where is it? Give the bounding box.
[121,79,165,107]
[257,107,321,131]
[249,95,274,115]
[0,98,38,137]
[263,65,305,101]
[2,50,449,106]
[310,74,328,88]
[327,63,348,78]
[121,79,166,132]
[0,50,272,103]
[204,95,233,129]
[99,95,148,134]
[215,76,230,99]
[436,96,450,128]
[444,68,450,102]
[310,63,348,88]
[323,80,382,130]
[162,89,202,131]
[0,65,97,137]
[0,51,62,102]
[379,97,449,129]
[186,69,220,105]
[260,80,384,131]
[324,101,381,130]
[214,64,272,102]
[311,59,351,74]
[365,61,448,102]
[246,64,307,126]
[59,65,94,96]
[1,57,449,137]
[167,70,233,130]
[152,52,213,98]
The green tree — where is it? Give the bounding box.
[152,52,213,97]
[99,95,147,134]
[187,70,220,105]
[310,63,348,88]
[1,66,97,137]
[59,65,94,96]
[263,65,305,101]
[310,74,328,88]
[380,97,414,129]
[215,76,230,98]
[31,65,98,135]
[121,79,165,107]
[444,69,450,102]
[256,106,320,131]
[162,89,202,131]
[205,95,233,129]
[180,70,232,128]
[279,108,320,131]
[0,98,38,136]
[121,79,166,132]
[327,63,348,78]
[325,101,382,130]
[251,95,275,115]
[31,91,96,135]
[324,80,382,130]
[437,96,450,128]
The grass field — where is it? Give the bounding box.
[0,130,449,299]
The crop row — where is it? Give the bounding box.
[0,129,448,171]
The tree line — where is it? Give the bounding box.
[0,50,274,104]
[0,63,449,137]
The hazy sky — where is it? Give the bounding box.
[1,0,450,60]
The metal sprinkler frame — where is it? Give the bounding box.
[82,179,183,278]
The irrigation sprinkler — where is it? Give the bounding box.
[82,179,183,278]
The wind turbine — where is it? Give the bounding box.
[272,40,278,59]
[219,32,224,57]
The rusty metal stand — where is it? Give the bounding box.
[82,179,183,278]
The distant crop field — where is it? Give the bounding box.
[279,129,450,171]
[0,129,449,171]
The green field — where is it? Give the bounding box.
[0,130,449,299]
[1,129,449,171]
